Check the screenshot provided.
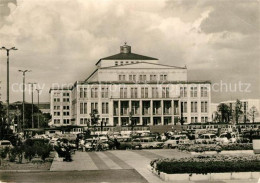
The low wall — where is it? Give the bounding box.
[148,165,260,181]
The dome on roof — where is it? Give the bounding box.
[120,42,131,54]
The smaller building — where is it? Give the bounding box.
[220,99,260,123]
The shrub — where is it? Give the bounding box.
[37,144,52,161]
[9,148,17,162]
[24,146,36,162]
[15,146,24,164]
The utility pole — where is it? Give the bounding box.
[18,70,31,131]
[28,82,36,128]
[35,88,41,128]
[0,47,18,126]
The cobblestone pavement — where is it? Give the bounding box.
[50,149,259,183]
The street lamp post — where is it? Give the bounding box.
[0,47,18,125]
[28,82,36,128]
[35,88,41,128]
[18,70,31,131]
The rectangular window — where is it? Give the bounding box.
[80,118,84,125]
[162,87,169,98]
[119,75,126,81]
[63,93,69,97]
[201,101,208,113]
[152,87,159,98]
[201,87,208,97]
[91,102,98,112]
[63,98,70,102]
[63,106,69,110]
[54,98,60,102]
[182,102,187,113]
[84,103,88,114]
[102,102,109,114]
[139,75,146,82]
[160,74,167,81]
[120,88,127,98]
[150,75,157,81]
[131,88,138,98]
[80,88,83,98]
[141,87,148,98]
[115,61,118,66]
[101,87,108,98]
[129,75,136,82]
[191,102,197,113]
[191,117,198,123]
[190,87,197,97]
[91,87,98,98]
[180,87,187,97]
[84,88,87,98]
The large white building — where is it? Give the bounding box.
[49,44,212,128]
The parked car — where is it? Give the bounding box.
[164,135,191,148]
[0,140,13,149]
[195,134,217,144]
[138,137,164,149]
[116,137,141,149]
[216,132,238,144]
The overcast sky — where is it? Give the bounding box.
[0,0,259,103]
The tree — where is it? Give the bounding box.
[248,106,259,123]
[0,102,13,140]
[89,109,99,133]
[217,103,231,123]
[234,99,243,124]
[212,111,221,123]
[129,111,135,134]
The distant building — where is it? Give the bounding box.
[220,99,260,123]
[49,44,212,127]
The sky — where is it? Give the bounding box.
[0,0,259,103]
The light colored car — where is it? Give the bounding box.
[216,133,238,144]
[0,140,13,149]
[138,137,164,149]
[164,135,190,148]
[195,134,217,144]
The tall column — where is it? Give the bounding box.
[139,100,143,125]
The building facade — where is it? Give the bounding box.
[220,99,260,123]
[49,44,212,127]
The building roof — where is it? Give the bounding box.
[96,44,158,65]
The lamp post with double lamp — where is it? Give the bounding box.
[18,70,31,131]
[0,47,18,126]
[35,88,41,128]
[28,82,37,128]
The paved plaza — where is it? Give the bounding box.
[0,149,259,183]
[50,149,259,183]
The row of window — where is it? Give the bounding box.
[54,111,70,116]
[53,92,70,97]
[79,118,109,125]
[78,86,208,99]
[79,102,109,115]
[53,119,70,124]
[181,101,208,113]
[180,87,208,98]
[119,74,168,82]
[53,98,70,102]
[53,106,70,110]
[79,87,109,99]
[120,87,170,98]
[115,60,139,66]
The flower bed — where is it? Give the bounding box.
[151,155,260,174]
[178,143,253,153]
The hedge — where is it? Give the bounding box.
[152,155,260,174]
[178,143,253,152]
